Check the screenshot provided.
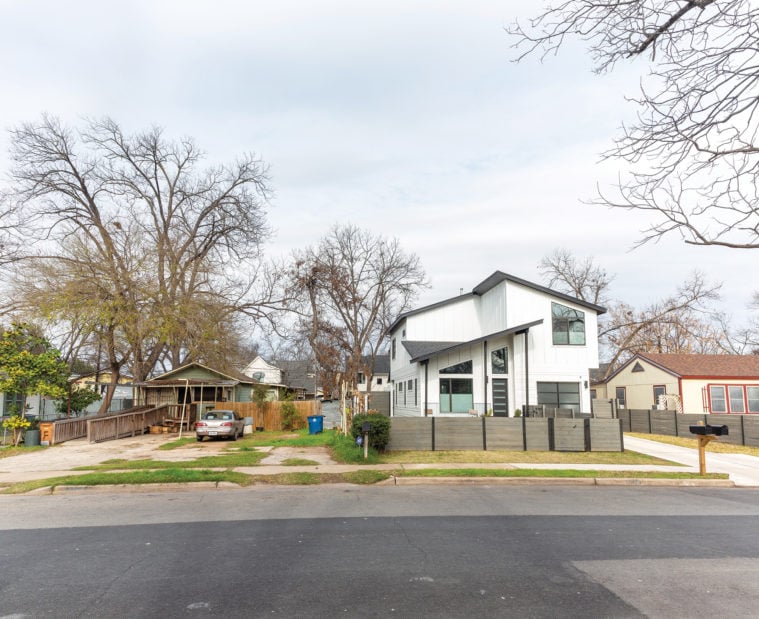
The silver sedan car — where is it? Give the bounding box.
[195,409,245,441]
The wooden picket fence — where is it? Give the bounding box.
[212,400,321,431]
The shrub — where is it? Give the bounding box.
[281,401,298,431]
[350,412,391,452]
[2,414,31,447]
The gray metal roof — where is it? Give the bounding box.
[403,320,543,363]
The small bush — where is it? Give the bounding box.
[350,412,391,452]
[281,401,298,431]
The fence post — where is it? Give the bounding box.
[547,417,555,451]
[482,416,487,451]
[431,416,436,451]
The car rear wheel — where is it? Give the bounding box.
[230,430,238,441]
[196,436,203,442]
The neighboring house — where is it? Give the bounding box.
[242,356,283,386]
[589,364,611,400]
[241,356,323,400]
[356,354,390,393]
[136,362,258,420]
[70,371,135,414]
[277,360,322,400]
[0,391,57,419]
[602,352,759,414]
[241,356,288,400]
[388,271,605,417]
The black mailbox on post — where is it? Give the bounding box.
[362,422,371,433]
[689,423,728,475]
[689,424,729,436]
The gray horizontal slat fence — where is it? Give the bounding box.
[650,411,677,436]
[707,414,744,445]
[629,410,651,433]
[590,419,624,452]
[743,416,759,447]
[485,418,523,450]
[387,417,432,451]
[592,399,615,418]
[618,409,631,432]
[435,418,483,450]
[524,418,550,451]
[553,419,587,451]
[387,416,623,451]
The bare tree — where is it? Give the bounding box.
[539,248,612,305]
[289,224,428,403]
[509,2,759,249]
[5,115,272,401]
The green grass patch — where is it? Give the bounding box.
[157,437,197,450]
[250,471,392,485]
[397,468,727,479]
[75,450,267,471]
[1,469,254,494]
[280,458,320,466]
[241,429,335,447]
[342,470,392,484]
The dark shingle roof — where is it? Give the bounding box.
[276,360,318,392]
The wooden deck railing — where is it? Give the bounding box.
[87,405,173,443]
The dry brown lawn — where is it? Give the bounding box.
[626,432,759,457]
[380,449,675,465]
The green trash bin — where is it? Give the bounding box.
[307,415,324,434]
[24,429,41,446]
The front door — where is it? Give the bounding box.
[492,378,508,417]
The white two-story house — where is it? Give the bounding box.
[388,271,605,417]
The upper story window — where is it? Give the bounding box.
[491,347,508,374]
[552,302,586,345]
[392,338,396,360]
[357,372,364,384]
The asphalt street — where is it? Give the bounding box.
[2,486,759,617]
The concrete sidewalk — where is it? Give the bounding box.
[624,435,759,487]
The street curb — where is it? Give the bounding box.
[391,476,735,487]
[593,477,735,487]
[50,481,238,494]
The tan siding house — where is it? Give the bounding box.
[603,353,759,414]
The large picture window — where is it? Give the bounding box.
[439,378,473,413]
[537,382,581,413]
[551,302,586,345]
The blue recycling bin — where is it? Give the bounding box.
[307,415,325,434]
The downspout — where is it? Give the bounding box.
[523,328,530,413]
[424,360,429,417]
[522,328,530,450]
[483,340,488,416]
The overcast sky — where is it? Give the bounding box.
[0,1,754,326]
